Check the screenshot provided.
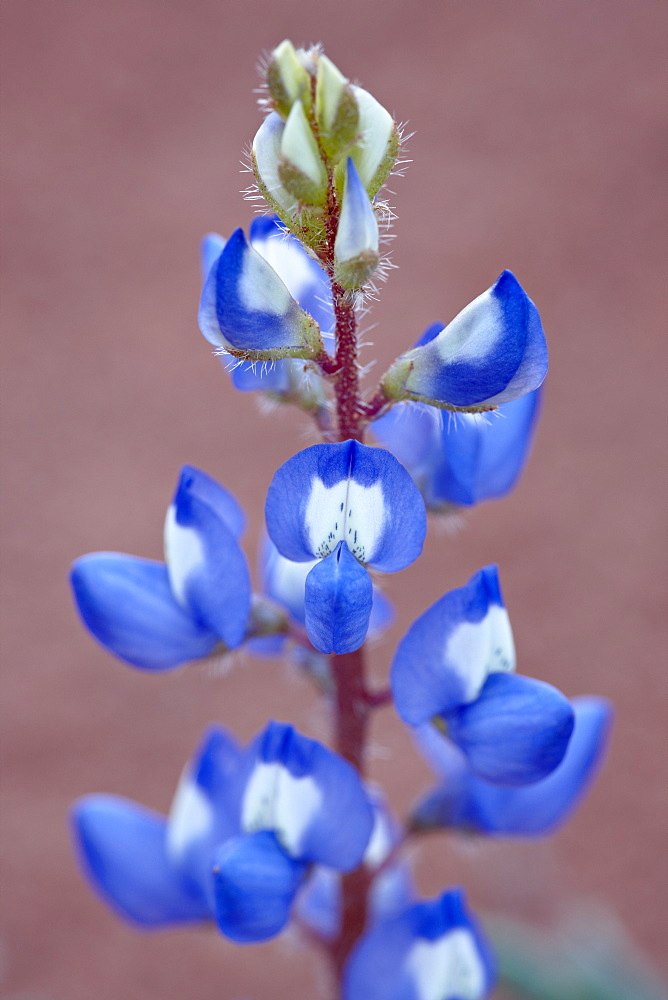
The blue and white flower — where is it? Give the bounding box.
[70,466,252,669]
[391,566,516,723]
[73,721,375,944]
[343,888,495,1000]
[200,216,334,396]
[411,696,612,836]
[391,566,575,785]
[265,440,426,653]
[198,221,325,362]
[382,272,547,412]
[213,721,374,941]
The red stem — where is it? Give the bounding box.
[329,647,373,984]
[332,285,363,443]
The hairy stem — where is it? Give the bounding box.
[322,181,374,992]
[332,285,363,443]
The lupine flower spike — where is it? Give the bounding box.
[70,466,251,669]
[69,39,612,1000]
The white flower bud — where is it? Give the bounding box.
[316,55,360,160]
[334,158,380,289]
[266,39,312,118]
[278,101,328,206]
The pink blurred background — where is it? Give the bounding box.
[2,1,666,997]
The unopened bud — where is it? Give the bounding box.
[349,85,399,197]
[278,101,328,207]
[315,54,360,161]
[334,158,380,289]
[266,39,312,118]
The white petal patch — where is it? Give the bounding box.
[164,505,205,608]
[269,550,318,611]
[305,477,386,563]
[242,762,323,857]
[254,234,316,304]
[239,243,293,317]
[445,604,516,704]
[166,770,214,862]
[434,288,503,365]
[406,929,486,1000]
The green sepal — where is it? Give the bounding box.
[334,250,380,290]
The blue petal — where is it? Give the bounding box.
[414,321,447,347]
[200,232,226,280]
[261,537,393,641]
[400,271,548,408]
[198,227,321,355]
[165,468,251,648]
[343,889,495,1000]
[369,586,395,638]
[295,866,342,941]
[391,566,515,725]
[304,542,373,654]
[72,795,209,927]
[428,390,542,506]
[230,357,294,393]
[70,554,219,670]
[265,440,426,572]
[239,721,374,870]
[212,830,307,943]
[249,215,334,335]
[445,673,575,786]
[375,392,542,509]
[372,401,444,480]
[414,697,612,836]
[175,465,246,539]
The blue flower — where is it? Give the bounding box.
[198,216,332,371]
[265,440,426,653]
[382,272,547,412]
[212,721,374,941]
[373,388,541,510]
[72,721,375,944]
[391,566,574,785]
[70,466,252,669]
[412,697,612,836]
[343,888,495,1000]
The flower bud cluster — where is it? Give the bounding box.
[253,40,398,288]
